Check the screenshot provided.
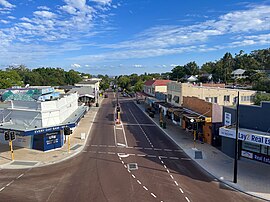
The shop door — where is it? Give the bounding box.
[33,134,45,151]
[44,132,61,151]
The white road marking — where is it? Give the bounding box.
[121,122,129,147]
[121,161,125,164]
[108,145,115,148]
[114,126,117,146]
[0,187,5,192]
[145,147,152,150]
[86,144,89,147]
[91,145,98,147]
[137,154,146,157]
[169,157,179,160]
[159,156,167,159]
[151,193,157,198]
[82,151,87,153]
[124,165,127,168]
[98,151,107,154]
[166,169,170,173]
[158,156,161,160]
[179,188,184,193]
[137,180,141,185]
[185,196,190,202]
[164,149,172,152]
[6,180,14,187]
[161,161,164,164]
[131,174,136,179]
[143,186,148,191]
[99,145,107,147]
[147,155,156,158]
[118,153,129,158]
[174,181,179,186]
[154,148,162,151]
[16,174,24,179]
[128,153,135,156]
[134,147,143,149]
[170,175,174,179]
[108,152,115,155]
[174,150,183,152]
[181,158,191,160]
[127,170,131,173]
[163,165,167,169]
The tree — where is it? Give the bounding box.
[254,92,270,105]
[117,76,131,90]
[0,70,23,89]
[184,61,199,75]
[134,80,144,92]
[253,79,270,93]
[170,65,186,80]
[65,70,82,85]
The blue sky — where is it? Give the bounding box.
[0,0,270,75]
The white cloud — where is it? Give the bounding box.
[0,19,9,24]
[37,6,50,10]
[0,0,15,8]
[91,0,112,5]
[71,63,81,68]
[133,64,142,68]
[34,11,57,18]
[85,64,90,67]
[7,15,15,19]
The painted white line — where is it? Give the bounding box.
[108,145,115,148]
[137,154,146,157]
[145,148,152,150]
[137,180,141,185]
[169,157,179,160]
[129,153,135,156]
[114,126,117,146]
[98,151,107,154]
[0,187,5,192]
[91,145,98,147]
[82,151,87,153]
[121,161,125,164]
[17,173,24,179]
[126,146,134,149]
[6,180,14,187]
[163,165,167,169]
[161,161,164,164]
[131,174,136,179]
[127,170,131,173]
[135,147,143,149]
[121,122,129,147]
[185,196,190,202]
[174,150,183,152]
[158,156,161,160]
[159,156,167,159]
[147,155,156,158]
[170,175,174,179]
[181,158,191,160]
[99,145,107,147]
[164,149,172,152]
[179,188,184,193]
[86,144,89,147]
[174,181,179,186]
[124,165,127,168]
[166,169,170,173]
[117,153,129,158]
[108,152,115,155]
[151,193,157,198]
[154,148,162,151]
[143,186,148,191]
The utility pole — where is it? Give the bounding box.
[233,91,240,183]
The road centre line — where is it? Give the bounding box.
[151,193,157,198]
[0,187,5,192]
[174,181,179,186]
[131,174,136,179]
[179,188,184,193]
[6,180,14,187]
[137,180,141,184]
[185,196,191,202]
[16,174,24,179]
[143,186,148,191]
[170,175,174,180]
[169,157,179,160]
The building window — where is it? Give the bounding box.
[242,142,260,153]
[224,95,230,102]
[205,97,218,103]
[168,94,172,102]
[173,96,179,103]
[261,145,268,155]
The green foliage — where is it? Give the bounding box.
[253,79,270,93]
[254,92,270,105]
[0,70,23,89]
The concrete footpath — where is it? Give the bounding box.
[136,101,270,201]
[0,99,102,169]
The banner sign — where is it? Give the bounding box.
[224,112,231,126]
[219,127,270,147]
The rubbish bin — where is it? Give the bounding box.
[96,103,99,107]
[162,122,166,129]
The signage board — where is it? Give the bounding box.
[219,127,270,147]
[224,112,231,126]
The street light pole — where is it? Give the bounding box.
[233,91,240,183]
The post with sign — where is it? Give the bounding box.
[190,119,196,148]
[5,131,15,161]
[64,127,71,153]
[233,91,240,183]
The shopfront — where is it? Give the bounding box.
[219,127,270,164]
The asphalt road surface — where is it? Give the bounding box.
[0,92,262,202]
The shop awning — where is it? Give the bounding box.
[182,108,212,123]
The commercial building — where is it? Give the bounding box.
[167,82,256,106]
[219,102,270,165]
[143,80,170,97]
[0,87,87,151]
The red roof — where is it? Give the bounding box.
[144,80,171,86]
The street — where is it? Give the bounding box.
[0,93,261,202]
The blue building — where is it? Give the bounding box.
[219,102,270,165]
